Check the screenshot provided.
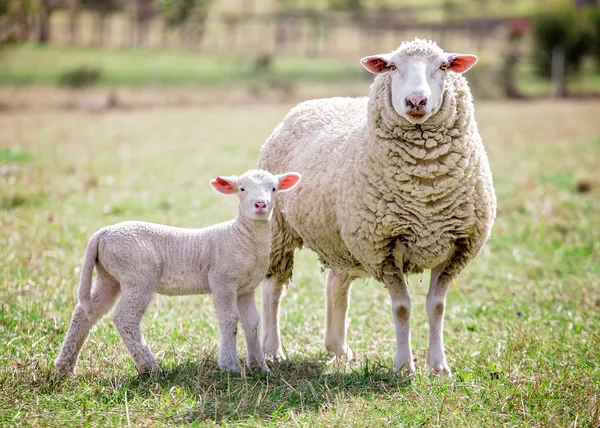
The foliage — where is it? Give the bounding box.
[154,0,212,27]
[57,65,102,88]
[586,6,600,69]
[0,0,40,44]
[531,5,595,78]
[326,0,364,13]
[78,0,122,12]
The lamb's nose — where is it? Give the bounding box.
[405,96,428,108]
[254,201,267,209]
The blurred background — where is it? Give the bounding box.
[1,0,599,106]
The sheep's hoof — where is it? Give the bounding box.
[219,362,242,374]
[247,363,270,375]
[325,343,354,361]
[395,360,416,375]
[54,360,75,376]
[264,351,286,362]
[136,363,162,376]
[429,362,452,376]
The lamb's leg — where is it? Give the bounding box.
[112,286,159,374]
[55,277,120,375]
[261,276,287,360]
[213,287,242,373]
[383,273,415,373]
[237,291,269,373]
[324,269,354,360]
[426,264,452,375]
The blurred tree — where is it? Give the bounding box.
[79,0,121,46]
[327,0,363,14]
[154,0,213,48]
[531,5,593,78]
[0,0,39,44]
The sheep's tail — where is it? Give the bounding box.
[77,231,102,318]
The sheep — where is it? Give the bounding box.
[258,38,496,375]
[55,169,301,375]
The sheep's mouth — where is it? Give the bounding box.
[406,110,428,123]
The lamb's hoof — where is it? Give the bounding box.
[219,362,242,374]
[264,350,286,362]
[248,362,270,375]
[54,360,75,376]
[136,363,162,376]
[395,359,416,375]
[326,344,354,362]
[429,362,452,376]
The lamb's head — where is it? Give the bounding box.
[361,38,477,124]
[210,169,301,221]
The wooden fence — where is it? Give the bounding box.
[36,7,517,58]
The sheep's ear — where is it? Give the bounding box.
[361,53,394,74]
[446,54,478,73]
[276,172,301,192]
[210,176,237,194]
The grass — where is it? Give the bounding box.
[0,44,365,88]
[1,97,600,425]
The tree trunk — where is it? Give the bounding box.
[38,0,52,44]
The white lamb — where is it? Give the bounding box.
[55,169,301,375]
[259,38,496,375]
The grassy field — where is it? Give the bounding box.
[1,96,599,425]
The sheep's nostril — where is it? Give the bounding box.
[254,201,267,209]
[406,96,428,109]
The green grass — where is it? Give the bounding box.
[0,44,365,87]
[1,99,600,425]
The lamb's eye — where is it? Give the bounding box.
[440,62,448,71]
[272,187,276,192]
[240,187,245,192]
[388,63,397,71]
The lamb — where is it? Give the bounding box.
[55,169,301,375]
[258,38,496,375]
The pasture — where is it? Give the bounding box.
[1,96,599,425]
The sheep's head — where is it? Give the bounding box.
[361,38,477,124]
[210,169,301,221]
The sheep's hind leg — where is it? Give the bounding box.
[426,264,452,375]
[237,291,268,373]
[383,273,415,374]
[112,286,159,374]
[55,276,120,375]
[261,275,288,361]
[324,269,354,360]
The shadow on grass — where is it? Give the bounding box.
[36,356,413,423]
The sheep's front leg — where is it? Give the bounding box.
[261,276,286,360]
[383,273,415,373]
[237,291,269,373]
[427,264,452,375]
[325,269,354,360]
[213,287,242,373]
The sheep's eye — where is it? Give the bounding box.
[272,187,276,192]
[240,187,245,192]
[388,63,397,71]
[440,62,449,71]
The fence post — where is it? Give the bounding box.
[551,46,566,98]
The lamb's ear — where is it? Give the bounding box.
[276,172,301,192]
[361,53,394,74]
[446,54,478,73]
[210,176,238,194]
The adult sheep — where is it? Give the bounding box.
[258,38,496,375]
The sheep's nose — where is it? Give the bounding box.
[405,96,428,108]
[254,201,267,209]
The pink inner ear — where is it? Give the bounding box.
[362,57,391,74]
[278,174,301,190]
[448,55,477,73]
[211,176,236,194]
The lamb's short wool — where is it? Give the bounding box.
[55,169,301,375]
[259,38,496,374]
